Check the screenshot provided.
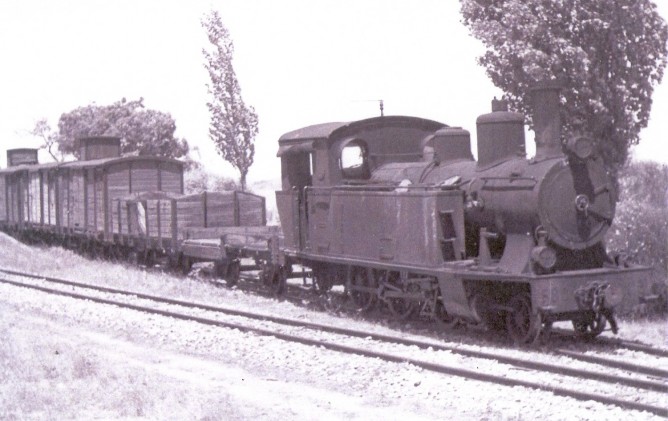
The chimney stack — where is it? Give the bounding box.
[530,80,563,160]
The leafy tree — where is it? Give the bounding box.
[55,98,190,160]
[607,161,667,308]
[184,166,239,194]
[31,118,63,162]
[460,0,668,173]
[201,9,258,191]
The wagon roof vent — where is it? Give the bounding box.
[7,148,39,167]
[78,136,121,161]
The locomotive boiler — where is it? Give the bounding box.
[373,82,615,274]
[275,82,654,343]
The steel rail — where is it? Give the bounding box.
[0,275,665,417]
[0,268,666,393]
[551,327,668,358]
[554,349,668,378]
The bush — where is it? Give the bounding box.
[607,161,668,307]
[184,167,239,194]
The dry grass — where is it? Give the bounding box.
[0,313,143,419]
[0,231,666,419]
[0,303,248,420]
[1,231,666,349]
[615,316,668,346]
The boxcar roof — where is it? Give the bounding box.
[0,154,184,174]
[60,154,185,169]
[0,162,48,174]
[277,116,446,156]
[24,161,61,172]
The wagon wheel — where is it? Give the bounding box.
[267,266,287,296]
[144,250,156,268]
[312,266,346,312]
[180,255,192,276]
[384,272,418,320]
[107,246,120,262]
[506,293,542,344]
[225,259,241,288]
[349,267,377,312]
[433,299,460,329]
[322,289,349,313]
[167,253,180,270]
[128,250,140,266]
[316,276,334,292]
[312,266,334,294]
[572,313,606,339]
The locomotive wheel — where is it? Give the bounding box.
[349,267,377,312]
[387,296,416,319]
[384,272,417,320]
[434,299,460,329]
[225,260,241,288]
[506,293,542,344]
[572,313,606,339]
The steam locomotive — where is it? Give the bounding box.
[273,81,654,343]
[0,82,657,343]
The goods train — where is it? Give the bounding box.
[0,83,659,343]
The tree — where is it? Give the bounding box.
[55,98,190,160]
[184,166,240,194]
[607,161,667,303]
[31,118,63,162]
[460,0,668,174]
[201,10,258,191]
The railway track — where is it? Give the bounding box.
[0,267,666,417]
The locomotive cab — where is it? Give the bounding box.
[275,116,446,252]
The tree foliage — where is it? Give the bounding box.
[460,0,668,173]
[55,98,190,160]
[184,166,240,194]
[201,9,258,191]
[607,161,668,287]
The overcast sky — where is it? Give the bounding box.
[0,0,666,182]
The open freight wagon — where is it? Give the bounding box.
[114,190,267,260]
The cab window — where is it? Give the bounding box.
[340,140,370,179]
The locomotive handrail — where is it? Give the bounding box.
[368,152,423,158]
[479,176,537,183]
[305,183,460,192]
[477,176,537,191]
